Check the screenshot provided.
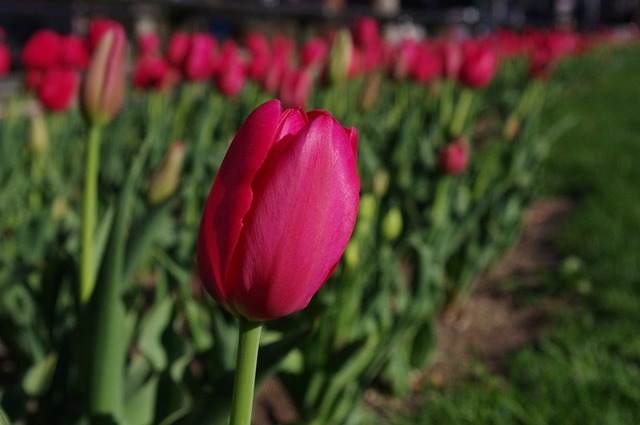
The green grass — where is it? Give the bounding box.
[378,45,640,424]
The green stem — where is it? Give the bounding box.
[450,88,474,138]
[80,124,102,304]
[229,318,263,425]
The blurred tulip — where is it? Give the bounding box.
[352,16,379,48]
[392,38,419,80]
[132,55,171,90]
[0,42,10,76]
[246,32,270,81]
[327,28,353,84]
[137,31,160,56]
[197,99,359,321]
[280,66,313,108]
[439,40,463,80]
[147,142,186,204]
[167,31,190,68]
[59,35,89,69]
[438,138,469,175]
[216,54,246,97]
[300,37,329,68]
[411,43,442,84]
[21,29,61,69]
[82,24,126,125]
[37,67,79,111]
[29,110,49,155]
[184,33,216,81]
[87,18,122,52]
[459,41,498,88]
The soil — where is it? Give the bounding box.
[254,198,574,424]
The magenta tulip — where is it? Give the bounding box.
[459,41,498,89]
[37,67,80,111]
[197,99,359,321]
[59,35,90,70]
[438,138,469,175]
[0,42,10,77]
[22,29,62,69]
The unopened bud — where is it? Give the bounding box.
[327,28,353,85]
[359,71,382,111]
[51,197,70,222]
[372,168,389,198]
[381,207,403,241]
[503,114,521,141]
[29,111,49,155]
[343,239,360,269]
[147,142,186,204]
[82,25,127,125]
[358,194,377,222]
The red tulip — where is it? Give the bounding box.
[352,16,379,48]
[82,24,127,124]
[137,31,160,56]
[216,53,246,97]
[184,33,216,81]
[0,43,10,76]
[132,55,170,90]
[37,67,80,111]
[459,41,498,88]
[246,32,270,81]
[439,40,463,80]
[59,35,90,69]
[300,37,329,68]
[87,18,122,52]
[197,99,359,321]
[167,31,190,68]
[411,43,442,84]
[22,29,62,69]
[438,138,468,175]
[280,66,314,108]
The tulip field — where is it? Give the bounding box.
[0,15,638,425]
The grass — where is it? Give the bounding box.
[374,44,640,424]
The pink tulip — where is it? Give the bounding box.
[132,55,170,90]
[0,42,10,76]
[167,31,191,68]
[300,37,329,68]
[196,99,359,321]
[352,16,379,48]
[137,31,160,56]
[37,67,80,111]
[22,29,62,69]
[438,138,468,175]
[246,32,271,81]
[459,41,498,88]
[280,66,314,108]
[59,35,90,69]
[87,18,122,52]
[439,40,463,80]
[184,33,216,81]
[411,43,442,84]
[216,53,246,97]
[82,23,127,124]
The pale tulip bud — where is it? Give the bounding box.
[82,25,127,125]
[147,142,186,204]
[29,111,49,155]
[381,207,403,241]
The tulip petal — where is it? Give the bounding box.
[197,100,307,310]
[226,113,359,320]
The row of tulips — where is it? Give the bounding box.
[0,15,632,425]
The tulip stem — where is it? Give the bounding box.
[450,87,474,138]
[229,318,262,425]
[80,123,102,304]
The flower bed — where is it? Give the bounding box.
[0,17,633,425]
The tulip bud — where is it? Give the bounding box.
[503,114,521,141]
[147,142,185,204]
[372,168,389,198]
[327,28,353,85]
[438,138,469,175]
[358,194,377,222]
[343,239,360,269]
[359,70,382,111]
[51,197,70,222]
[381,207,403,241]
[82,25,126,125]
[29,111,49,155]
